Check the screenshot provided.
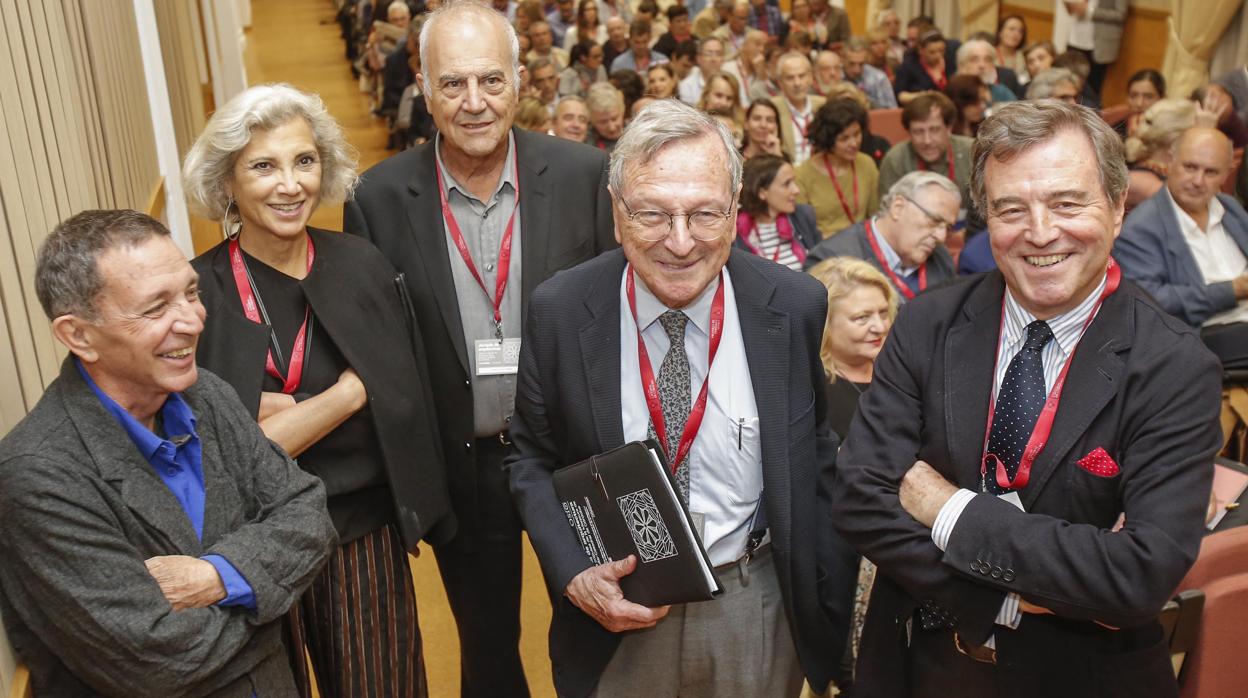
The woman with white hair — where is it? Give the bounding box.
[182,83,450,698]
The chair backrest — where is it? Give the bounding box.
[868,108,907,146]
[1179,573,1248,698]
[1177,525,1248,592]
[7,664,31,698]
[1100,103,1130,127]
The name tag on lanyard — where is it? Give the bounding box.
[475,337,522,375]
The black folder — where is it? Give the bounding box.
[553,440,723,607]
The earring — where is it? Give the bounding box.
[222,197,240,240]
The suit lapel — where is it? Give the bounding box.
[944,273,1005,489]
[58,361,202,553]
[728,254,792,549]
[516,129,553,321]
[580,253,626,452]
[1019,290,1130,509]
[406,144,470,374]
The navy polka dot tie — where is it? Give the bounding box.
[984,320,1054,495]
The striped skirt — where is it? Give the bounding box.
[286,524,427,698]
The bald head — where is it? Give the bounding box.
[1168,127,1235,218]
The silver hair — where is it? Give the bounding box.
[387,1,411,19]
[845,35,870,53]
[971,100,1127,217]
[586,82,624,114]
[956,38,995,69]
[881,171,962,210]
[875,8,898,26]
[419,0,522,93]
[182,83,358,221]
[35,210,171,321]
[1024,67,1078,100]
[608,99,743,197]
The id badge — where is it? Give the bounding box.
[475,337,521,375]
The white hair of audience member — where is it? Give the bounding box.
[875,9,898,28]
[1025,67,1079,100]
[182,83,359,221]
[419,0,522,91]
[586,81,625,115]
[955,38,996,69]
[1124,98,1196,164]
[388,1,412,22]
[880,171,962,211]
[607,99,743,196]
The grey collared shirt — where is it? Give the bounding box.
[435,133,523,437]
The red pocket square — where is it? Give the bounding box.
[1077,447,1120,477]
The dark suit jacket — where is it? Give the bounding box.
[192,228,455,550]
[506,249,857,697]
[0,359,337,697]
[343,128,616,550]
[833,271,1222,697]
[1115,190,1248,327]
[997,66,1024,100]
[803,220,958,296]
[732,204,821,258]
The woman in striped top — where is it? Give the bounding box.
[734,154,821,271]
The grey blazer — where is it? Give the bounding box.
[1114,190,1248,327]
[0,359,337,697]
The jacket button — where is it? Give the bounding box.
[1003,569,1015,582]
[991,566,1002,579]
[464,442,472,451]
[464,380,471,388]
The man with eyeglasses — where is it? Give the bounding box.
[344,3,616,696]
[507,98,856,697]
[805,171,960,302]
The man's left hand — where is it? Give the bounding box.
[900,460,959,529]
[145,555,227,611]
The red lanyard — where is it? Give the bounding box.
[864,219,925,300]
[980,259,1122,491]
[916,144,955,181]
[823,154,858,221]
[788,101,810,140]
[435,150,520,340]
[228,238,315,394]
[627,266,725,472]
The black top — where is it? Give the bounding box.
[825,376,868,440]
[242,250,392,542]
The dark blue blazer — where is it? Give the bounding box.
[1114,189,1248,326]
[506,248,856,697]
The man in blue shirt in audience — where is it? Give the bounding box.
[0,210,336,697]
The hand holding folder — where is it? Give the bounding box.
[553,441,723,632]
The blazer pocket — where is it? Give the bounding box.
[788,390,817,427]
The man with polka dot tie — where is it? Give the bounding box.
[832,101,1224,698]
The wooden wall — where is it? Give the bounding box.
[0,0,166,691]
[1002,1,1171,106]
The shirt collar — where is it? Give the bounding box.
[629,265,721,338]
[76,359,198,461]
[1166,186,1225,234]
[870,218,915,276]
[434,131,518,205]
[1002,271,1108,357]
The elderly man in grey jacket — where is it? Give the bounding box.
[0,209,336,697]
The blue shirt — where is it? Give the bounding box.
[77,361,256,611]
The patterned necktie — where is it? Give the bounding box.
[651,310,692,503]
[984,319,1054,495]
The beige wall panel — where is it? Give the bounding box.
[18,0,72,219]
[34,0,92,213]
[63,0,112,205]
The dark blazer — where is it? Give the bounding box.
[1115,190,1248,327]
[732,204,821,258]
[803,220,958,295]
[997,66,1024,100]
[833,271,1223,697]
[0,359,337,697]
[192,228,455,549]
[506,249,857,698]
[343,128,616,550]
